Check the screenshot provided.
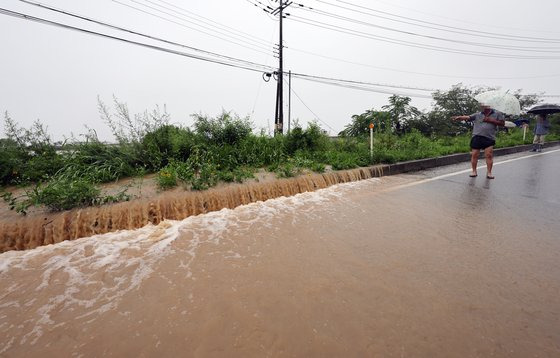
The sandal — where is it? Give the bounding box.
[486,175,495,179]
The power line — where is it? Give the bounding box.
[4,6,558,101]
[245,0,279,21]
[0,7,272,73]
[250,28,278,120]
[1,6,436,97]
[17,0,274,71]
[137,0,273,48]
[292,76,433,99]
[363,0,560,37]
[293,5,560,52]
[290,72,436,92]
[289,16,560,60]
[318,0,560,43]
[149,0,273,46]
[290,87,336,132]
[111,0,274,56]
[116,0,273,52]
[287,47,560,80]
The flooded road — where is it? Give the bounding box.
[1,150,560,357]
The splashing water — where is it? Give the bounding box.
[0,167,384,253]
[0,177,381,353]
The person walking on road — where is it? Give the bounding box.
[451,105,505,179]
[531,114,550,152]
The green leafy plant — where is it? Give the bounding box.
[156,167,177,190]
[30,178,101,211]
[275,162,299,178]
[310,162,326,173]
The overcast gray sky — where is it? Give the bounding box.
[1,0,559,140]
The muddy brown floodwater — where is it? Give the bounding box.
[1,157,559,357]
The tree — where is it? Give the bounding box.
[339,109,391,137]
[431,84,487,117]
[381,95,421,133]
[513,90,542,112]
[413,84,491,136]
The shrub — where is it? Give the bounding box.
[1,114,64,185]
[326,151,360,170]
[310,162,326,173]
[29,178,101,212]
[275,163,299,178]
[217,167,254,183]
[218,170,235,183]
[141,125,196,169]
[190,162,218,190]
[232,167,255,183]
[2,176,133,214]
[285,122,329,155]
[236,135,285,167]
[0,138,25,185]
[156,167,177,190]
[174,161,194,183]
[193,111,252,146]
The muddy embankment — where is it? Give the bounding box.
[0,166,385,253]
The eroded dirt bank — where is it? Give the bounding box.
[0,166,384,253]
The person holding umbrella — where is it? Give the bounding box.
[527,104,560,152]
[531,114,551,152]
[452,104,505,179]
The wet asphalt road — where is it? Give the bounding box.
[1,148,559,357]
[410,148,560,231]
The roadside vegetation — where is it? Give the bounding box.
[1,85,558,214]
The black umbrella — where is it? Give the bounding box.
[527,104,560,115]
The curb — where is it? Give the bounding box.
[382,141,560,176]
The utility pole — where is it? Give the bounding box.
[288,70,292,133]
[272,1,292,136]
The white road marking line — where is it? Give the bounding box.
[386,148,560,191]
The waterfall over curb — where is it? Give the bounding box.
[0,166,384,253]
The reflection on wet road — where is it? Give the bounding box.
[1,150,559,357]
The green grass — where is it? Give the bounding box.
[2,112,558,214]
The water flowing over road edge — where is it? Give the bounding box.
[0,166,384,253]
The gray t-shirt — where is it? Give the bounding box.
[468,110,504,140]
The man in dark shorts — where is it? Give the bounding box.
[451,105,505,179]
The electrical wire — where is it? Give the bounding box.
[286,47,560,80]
[251,27,279,120]
[292,76,433,99]
[319,0,560,42]
[290,72,436,92]
[0,7,272,73]
[5,5,558,100]
[17,0,275,71]
[245,0,279,21]
[149,0,273,46]
[112,0,274,56]
[289,16,560,60]
[290,87,336,132]
[139,0,273,48]
[1,6,439,96]
[118,0,273,52]
[360,0,560,37]
[292,6,560,52]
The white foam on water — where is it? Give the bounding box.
[0,177,381,349]
[1,222,182,346]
